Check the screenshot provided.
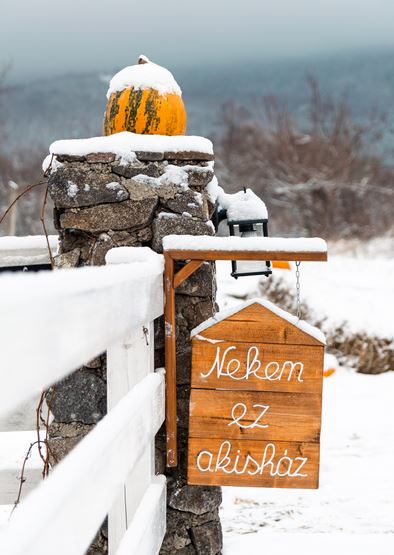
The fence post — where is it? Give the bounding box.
[107,322,155,554]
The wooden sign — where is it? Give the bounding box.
[187,299,325,489]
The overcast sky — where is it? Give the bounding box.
[2,0,394,82]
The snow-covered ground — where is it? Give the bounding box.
[216,253,394,553]
[216,254,394,339]
[221,369,394,552]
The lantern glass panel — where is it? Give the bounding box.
[228,219,272,279]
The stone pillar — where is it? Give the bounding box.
[47,142,222,554]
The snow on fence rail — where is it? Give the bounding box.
[0,244,166,555]
[0,235,58,268]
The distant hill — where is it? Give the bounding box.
[2,49,394,163]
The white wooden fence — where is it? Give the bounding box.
[0,240,166,555]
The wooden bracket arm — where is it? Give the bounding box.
[173,260,204,289]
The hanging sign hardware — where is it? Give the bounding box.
[163,236,327,468]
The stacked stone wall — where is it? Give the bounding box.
[47,146,222,554]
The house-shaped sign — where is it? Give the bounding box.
[187,298,325,489]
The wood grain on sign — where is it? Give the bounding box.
[188,438,320,489]
[191,340,324,394]
[189,389,321,443]
[187,301,324,489]
[194,303,323,346]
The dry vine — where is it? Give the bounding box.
[2,161,58,517]
[10,389,57,517]
[8,441,40,520]
[0,180,47,227]
[40,184,55,267]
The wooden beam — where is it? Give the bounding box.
[173,260,204,289]
[163,253,177,467]
[166,249,327,262]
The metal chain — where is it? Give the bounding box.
[212,262,217,315]
[295,261,301,321]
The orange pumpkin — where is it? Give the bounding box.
[103,56,187,136]
[272,261,291,270]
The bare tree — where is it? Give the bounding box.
[216,77,394,239]
[0,66,54,237]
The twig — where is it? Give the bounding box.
[0,180,47,227]
[40,184,55,268]
[35,388,55,479]
[41,155,56,268]
[42,388,55,477]
[45,441,58,466]
[35,392,47,470]
[9,441,40,520]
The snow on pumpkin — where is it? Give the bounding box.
[104,55,187,136]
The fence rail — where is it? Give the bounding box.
[0,241,166,555]
[0,235,57,268]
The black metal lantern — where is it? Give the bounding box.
[228,218,272,278]
[212,188,272,279]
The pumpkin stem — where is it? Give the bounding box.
[138,55,150,65]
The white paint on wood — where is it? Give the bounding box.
[0,253,163,417]
[0,245,166,553]
[0,371,165,555]
[200,344,306,382]
[228,402,270,429]
[116,475,166,555]
[124,323,156,521]
[107,323,156,555]
[196,440,309,477]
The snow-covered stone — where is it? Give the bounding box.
[59,197,157,233]
[48,167,128,208]
[48,132,213,163]
[162,190,210,220]
[152,214,214,253]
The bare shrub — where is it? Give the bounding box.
[216,77,394,239]
[0,67,52,237]
[253,274,393,374]
[0,147,52,237]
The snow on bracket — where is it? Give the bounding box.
[163,235,327,255]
